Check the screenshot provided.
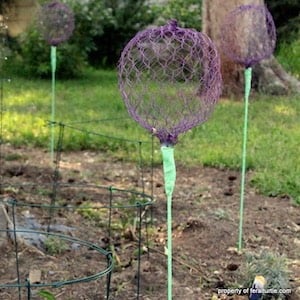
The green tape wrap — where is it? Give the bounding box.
[51,46,57,73]
[50,46,57,162]
[161,146,176,197]
[161,145,176,300]
[238,67,252,251]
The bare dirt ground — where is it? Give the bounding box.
[0,144,299,300]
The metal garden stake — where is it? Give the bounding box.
[221,5,276,251]
[38,1,74,162]
[118,20,222,299]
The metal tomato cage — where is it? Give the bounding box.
[0,117,155,299]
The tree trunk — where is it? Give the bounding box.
[1,0,39,37]
[202,0,300,97]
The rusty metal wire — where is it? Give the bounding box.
[118,20,222,146]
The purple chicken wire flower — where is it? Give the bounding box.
[221,5,276,68]
[38,1,74,46]
[118,20,222,146]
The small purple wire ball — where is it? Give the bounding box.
[118,20,222,146]
[221,5,276,68]
[39,1,75,46]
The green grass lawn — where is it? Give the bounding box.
[1,68,299,204]
[277,39,300,80]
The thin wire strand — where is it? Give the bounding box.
[12,200,22,300]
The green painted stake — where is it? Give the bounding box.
[50,46,57,162]
[238,67,252,251]
[161,145,176,300]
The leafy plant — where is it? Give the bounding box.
[38,290,56,300]
[44,236,69,255]
[77,202,107,225]
[213,208,230,220]
[241,250,291,299]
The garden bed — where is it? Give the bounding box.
[0,144,299,299]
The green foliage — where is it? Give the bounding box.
[38,290,56,300]
[276,39,300,79]
[152,0,202,30]
[5,0,112,78]
[44,236,69,255]
[265,0,300,43]
[5,0,155,74]
[89,0,156,67]
[77,199,139,239]
[77,202,107,225]
[242,250,291,299]
[6,27,87,78]
[64,0,111,53]
[4,0,299,73]
[4,153,24,161]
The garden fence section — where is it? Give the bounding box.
[0,117,156,299]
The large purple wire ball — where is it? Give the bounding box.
[39,1,75,46]
[221,5,276,68]
[118,20,222,146]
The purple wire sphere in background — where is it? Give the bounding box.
[118,20,222,146]
[39,1,74,46]
[221,5,276,67]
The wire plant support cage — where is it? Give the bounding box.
[0,117,155,299]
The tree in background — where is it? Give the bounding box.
[2,0,106,77]
[90,0,202,67]
[2,0,299,80]
[0,0,38,37]
[202,0,300,97]
[88,0,155,67]
[151,0,201,30]
[2,0,153,77]
[265,0,300,44]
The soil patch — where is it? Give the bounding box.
[0,144,299,300]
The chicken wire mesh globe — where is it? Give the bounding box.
[38,0,75,46]
[221,5,276,67]
[118,20,222,145]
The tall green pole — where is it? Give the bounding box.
[161,145,176,300]
[238,67,252,251]
[50,46,57,162]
